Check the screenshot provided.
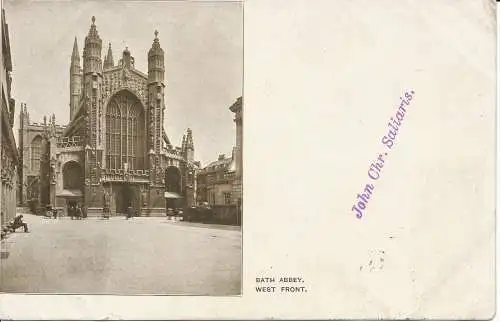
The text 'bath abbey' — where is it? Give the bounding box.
[15,17,243,219]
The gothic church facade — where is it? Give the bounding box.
[21,17,198,216]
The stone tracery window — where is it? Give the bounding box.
[105,91,145,170]
[31,136,42,172]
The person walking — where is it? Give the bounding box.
[69,202,76,220]
[76,204,82,220]
[45,204,52,218]
[82,204,87,219]
[103,191,110,219]
[126,205,133,220]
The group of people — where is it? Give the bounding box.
[43,203,85,220]
[1,199,145,240]
[44,204,58,219]
[1,200,135,240]
[100,207,135,219]
[67,202,85,220]
[166,208,184,217]
[51,202,134,220]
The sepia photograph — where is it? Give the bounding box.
[0,0,242,295]
[0,0,496,320]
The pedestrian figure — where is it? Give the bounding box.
[45,204,53,218]
[76,204,83,220]
[68,202,75,220]
[74,204,80,220]
[103,192,110,219]
[126,206,133,220]
[11,214,28,232]
[103,205,110,219]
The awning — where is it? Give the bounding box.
[56,189,83,198]
[164,191,183,199]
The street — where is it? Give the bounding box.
[0,214,241,295]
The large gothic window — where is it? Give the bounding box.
[31,136,42,172]
[105,91,145,170]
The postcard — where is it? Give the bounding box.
[0,0,495,319]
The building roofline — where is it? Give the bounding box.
[1,9,13,72]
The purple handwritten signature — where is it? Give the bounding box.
[352,90,415,219]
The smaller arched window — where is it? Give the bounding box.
[165,166,181,193]
[62,161,84,191]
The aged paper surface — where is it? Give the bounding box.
[0,0,496,319]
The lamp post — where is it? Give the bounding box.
[187,169,191,204]
[139,184,145,217]
[50,156,56,209]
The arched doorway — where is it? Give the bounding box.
[61,161,84,214]
[115,184,136,215]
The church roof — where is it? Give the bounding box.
[2,9,12,72]
[103,65,148,80]
[202,155,232,172]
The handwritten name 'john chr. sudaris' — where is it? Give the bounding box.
[352,90,415,219]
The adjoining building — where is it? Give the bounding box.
[195,97,242,224]
[1,9,19,227]
[196,153,234,206]
[17,106,65,210]
[21,17,199,217]
[228,96,242,207]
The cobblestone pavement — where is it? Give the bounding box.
[0,214,241,295]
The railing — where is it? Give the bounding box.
[57,136,83,148]
[160,147,184,160]
[101,168,150,183]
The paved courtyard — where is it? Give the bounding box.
[0,214,241,295]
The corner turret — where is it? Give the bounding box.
[19,102,29,129]
[82,16,103,148]
[148,30,165,84]
[147,30,166,156]
[103,42,114,69]
[70,37,82,120]
[181,134,186,151]
[83,16,102,76]
[184,128,194,162]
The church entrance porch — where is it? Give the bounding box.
[115,184,133,215]
[108,183,141,217]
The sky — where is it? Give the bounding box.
[4,0,242,166]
